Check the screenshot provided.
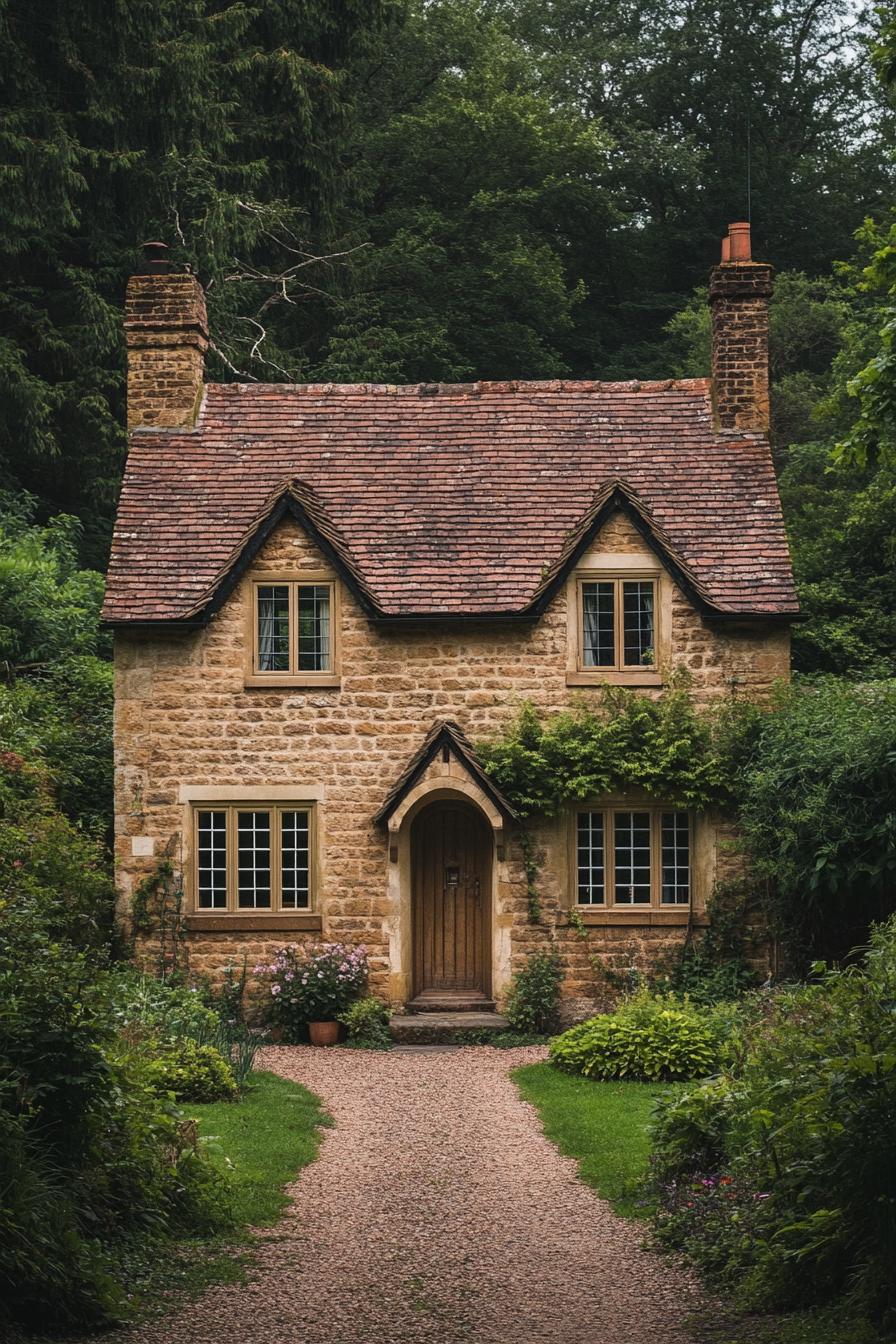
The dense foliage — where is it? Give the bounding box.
[0,758,230,1330]
[549,990,732,1082]
[733,678,896,964]
[504,946,564,1033]
[650,918,896,1323]
[478,688,735,819]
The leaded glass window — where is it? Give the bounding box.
[193,804,316,914]
[582,582,615,667]
[622,581,655,666]
[197,810,227,909]
[297,585,331,671]
[578,577,657,671]
[613,811,652,904]
[237,810,272,908]
[661,812,690,905]
[576,812,605,904]
[574,808,692,908]
[280,810,310,909]
[257,585,290,672]
[253,580,335,677]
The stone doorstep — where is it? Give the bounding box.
[389,1011,511,1045]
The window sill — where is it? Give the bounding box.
[566,669,663,687]
[244,675,342,690]
[185,913,323,933]
[568,909,708,927]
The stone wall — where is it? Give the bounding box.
[116,510,790,1011]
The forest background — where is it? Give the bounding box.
[2,0,896,682]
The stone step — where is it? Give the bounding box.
[405,990,497,1013]
[389,1011,511,1045]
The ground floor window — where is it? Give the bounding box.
[575,807,691,907]
[194,804,314,911]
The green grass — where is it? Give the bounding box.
[513,1062,672,1216]
[189,1069,328,1226]
[114,1070,328,1322]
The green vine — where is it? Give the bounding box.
[477,682,742,818]
[131,847,188,981]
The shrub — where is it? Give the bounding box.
[505,945,563,1033]
[649,916,896,1320]
[0,787,231,1331]
[254,942,368,1041]
[338,995,392,1049]
[549,990,721,1081]
[141,1037,237,1103]
[107,969,220,1041]
[733,677,896,965]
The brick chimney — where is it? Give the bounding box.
[124,242,208,429]
[709,222,773,432]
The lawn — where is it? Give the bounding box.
[111,1070,328,1321]
[188,1069,328,1226]
[513,1062,672,1217]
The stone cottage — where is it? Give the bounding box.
[103,221,798,1016]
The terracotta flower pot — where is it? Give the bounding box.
[308,1020,340,1047]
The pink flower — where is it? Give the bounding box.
[271,984,281,996]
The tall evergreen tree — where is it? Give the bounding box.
[0,0,391,564]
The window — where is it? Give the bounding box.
[252,579,336,680]
[193,805,314,912]
[579,577,656,671]
[575,808,691,908]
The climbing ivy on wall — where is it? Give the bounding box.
[477,685,741,818]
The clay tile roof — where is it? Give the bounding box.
[102,379,799,623]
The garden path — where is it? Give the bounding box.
[128,1045,701,1344]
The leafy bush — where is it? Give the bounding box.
[549,990,722,1081]
[478,689,738,818]
[505,945,563,1032]
[650,917,896,1320]
[733,677,896,965]
[0,777,231,1331]
[107,969,220,1040]
[338,995,392,1049]
[254,942,368,1040]
[141,1037,237,1103]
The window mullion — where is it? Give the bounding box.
[226,806,234,912]
[288,582,297,675]
[606,810,614,907]
[651,810,659,908]
[272,806,281,912]
[614,581,622,668]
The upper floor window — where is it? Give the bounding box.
[194,803,315,912]
[249,577,339,685]
[575,807,690,908]
[580,577,656,670]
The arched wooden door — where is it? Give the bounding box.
[411,801,492,1001]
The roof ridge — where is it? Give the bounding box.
[205,377,712,398]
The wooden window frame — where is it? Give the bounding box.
[570,805,692,912]
[574,572,658,682]
[188,802,321,929]
[245,574,342,688]
[568,570,662,686]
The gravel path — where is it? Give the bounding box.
[128,1045,702,1344]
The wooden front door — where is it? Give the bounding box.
[411,802,491,997]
